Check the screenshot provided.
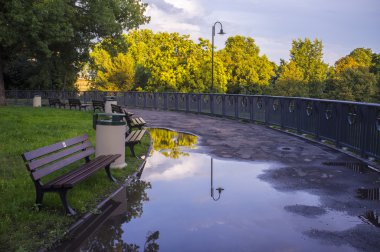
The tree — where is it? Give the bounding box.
[90,30,228,93]
[0,0,150,105]
[90,48,135,91]
[218,36,275,94]
[335,48,373,73]
[271,61,308,97]
[273,38,328,97]
[327,67,377,102]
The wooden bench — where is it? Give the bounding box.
[22,134,120,215]
[68,98,89,111]
[92,100,105,112]
[48,98,66,108]
[125,129,146,157]
[111,104,146,133]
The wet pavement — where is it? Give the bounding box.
[57,109,380,251]
[127,108,380,251]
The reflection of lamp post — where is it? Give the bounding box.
[211,21,226,93]
[211,158,224,201]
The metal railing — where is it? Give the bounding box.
[6,90,380,161]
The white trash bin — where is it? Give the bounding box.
[94,113,126,169]
[33,95,41,107]
[104,96,117,113]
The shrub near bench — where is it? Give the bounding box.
[22,134,120,215]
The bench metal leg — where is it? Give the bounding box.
[129,145,137,157]
[105,165,117,182]
[36,190,44,205]
[59,189,76,215]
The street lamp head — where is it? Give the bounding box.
[218,28,226,35]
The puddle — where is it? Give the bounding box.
[59,128,364,252]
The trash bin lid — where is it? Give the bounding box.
[93,113,126,129]
[104,96,116,101]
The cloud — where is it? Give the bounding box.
[139,0,380,65]
[141,0,206,40]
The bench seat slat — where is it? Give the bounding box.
[126,130,146,143]
[44,155,119,188]
[28,141,92,171]
[32,148,95,180]
[62,155,120,187]
[23,134,89,161]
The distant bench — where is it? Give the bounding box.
[125,129,146,157]
[68,99,89,111]
[111,104,146,132]
[22,134,120,215]
[48,98,66,108]
[92,100,105,112]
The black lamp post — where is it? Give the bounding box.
[211,21,226,93]
[210,158,224,201]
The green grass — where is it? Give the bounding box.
[0,106,150,251]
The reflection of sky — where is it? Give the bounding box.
[121,152,360,251]
[144,151,208,181]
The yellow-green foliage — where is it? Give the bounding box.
[149,128,197,159]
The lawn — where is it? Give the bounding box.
[0,106,150,251]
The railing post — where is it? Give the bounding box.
[133,92,137,107]
[235,95,239,118]
[315,101,321,141]
[335,103,342,148]
[222,95,226,117]
[186,93,190,112]
[249,96,254,122]
[144,92,147,108]
[210,94,214,115]
[197,94,201,113]
[264,96,269,125]
[280,98,284,129]
[164,93,168,110]
[296,99,302,134]
[175,93,179,111]
[360,105,370,158]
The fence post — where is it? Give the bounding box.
[315,101,321,141]
[210,94,214,115]
[222,95,226,117]
[264,96,269,125]
[335,103,342,148]
[280,98,284,129]
[360,105,370,158]
[235,95,239,118]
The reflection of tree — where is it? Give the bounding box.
[149,128,198,159]
[80,180,160,251]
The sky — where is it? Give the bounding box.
[140,0,380,65]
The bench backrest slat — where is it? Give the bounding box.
[23,134,89,161]
[31,147,95,180]
[27,141,92,171]
[69,99,82,105]
[111,104,122,113]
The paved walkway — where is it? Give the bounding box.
[130,108,380,251]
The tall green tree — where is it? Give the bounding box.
[219,36,275,94]
[327,48,379,102]
[90,30,228,93]
[273,38,328,97]
[0,0,150,105]
[327,67,377,102]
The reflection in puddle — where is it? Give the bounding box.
[359,211,380,228]
[356,188,380,200]
[69,128,364,252]
[323,162,370,173]
[149,128,197,159]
